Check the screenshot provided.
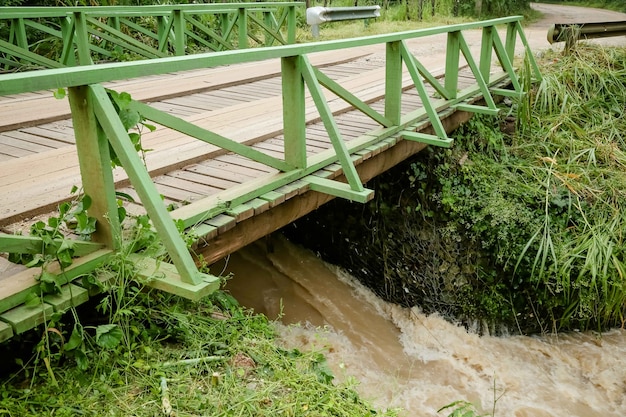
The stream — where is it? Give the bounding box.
[221,234,626,417]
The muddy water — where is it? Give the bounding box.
[222,235,626,416]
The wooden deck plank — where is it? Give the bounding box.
[1,302,54,335]
[2,130,68,149]
[186,162,255,184]
[0,257,27,282]
[205,214,236,234]
[43,284,89,312]
[0,320,13,343]
[0,143,34,157]
[0,133,55,153]
[170,170,240,191]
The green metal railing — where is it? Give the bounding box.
[0,3,300,71]
[0,16,541,304]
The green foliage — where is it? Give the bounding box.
[106,90,155,168]
[8,188,97,293]
[0,287,395,416]
[435,45,626,332]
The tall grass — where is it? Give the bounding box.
[501,45,626,330]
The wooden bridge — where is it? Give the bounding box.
[0,5,540,342]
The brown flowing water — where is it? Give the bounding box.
[222,235,626,416]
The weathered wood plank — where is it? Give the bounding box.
[205,213,236,234]
[225,202,255,222]
[0,249,113,315]
[0,320,13,342]
[43,284,89,312]
[1,302,54,335]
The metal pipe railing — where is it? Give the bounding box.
[547,21,626,51]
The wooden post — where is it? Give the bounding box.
[385,41,402,126]
[68,86,121,249]
[282,56,306,169]
[480,26,493,83]
[73,12,92,65]
[238,7,248,49]
[287,5,297,45]
[173,9,185,56]
[445,31,460,99]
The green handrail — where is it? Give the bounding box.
[0,3,301,71]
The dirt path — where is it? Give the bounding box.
[526,2,626,49]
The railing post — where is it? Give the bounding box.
[505,22,517,62]
[385,41,402,126]
[264,11,273,47]
[287,5,297,44]
[282,55,306,169]
[238,7,248,48]
[73,12,93,65]
[445,31,460,99]
[173,9,186,56]
[68,86,121,249]
[480,26,494,83]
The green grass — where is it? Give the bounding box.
[0,286,398,416]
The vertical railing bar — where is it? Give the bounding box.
[173,9,185,56]
[282,55,307,169]
[445,31,460,99]
[89,84,203,286]
[400,41,448,139]
[157,15,171,53]
[223,12,238,50]
[384,40,402,126]
[300,55,364,192]
[505,22,517,62]
[287,5,296,45]
[479,26,494,82]
[238,7,248,49]
[73,12,93,65]
[13,18,28,51]
[263,11,273,47]
[68,85,121,250]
